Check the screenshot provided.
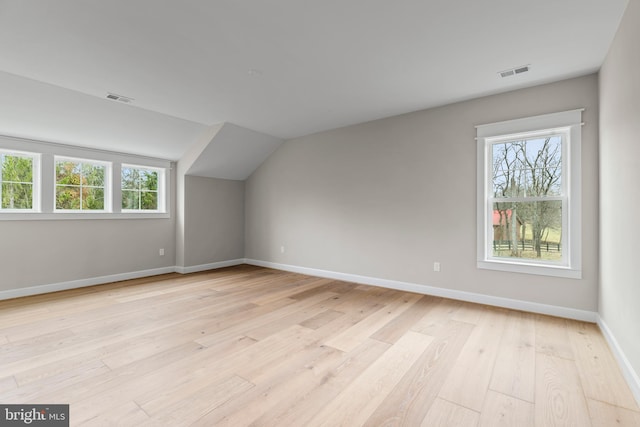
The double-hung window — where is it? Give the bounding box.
[0,135,170,219]
[0,150,39,211]
[121,165,164,212]
[55,157,110,212]
[476,110,582,278]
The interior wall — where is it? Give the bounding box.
[245,74,599,311]
[175,123,224,268]
[599,0,640,385]
[183,175,245,267]
[0,168,177,291]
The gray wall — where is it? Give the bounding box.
[246,74,600,311]
[0,169,177,291]
[599,1,640,384]
[183,176,245,267]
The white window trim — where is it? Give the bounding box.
[476,109,583,279]
[0,135,171,220]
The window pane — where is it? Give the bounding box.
[140,191,157,210]
[83,187,104,210]
[492,136,562,198]
[1,154,34,210]
[140,170,158,191]
[83,163,105,187]
[492,200,562,261]
[121,168,138,190]
[55,159,107,211]
[121,167,161,211]
[56,186,81,209]
[56,161,81,185]
[122,189,139,210]
[2,183,33,209]
[3,155,33,182]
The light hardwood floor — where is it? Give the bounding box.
[0,265,638,426]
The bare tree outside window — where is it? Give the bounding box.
[491,136,563,261]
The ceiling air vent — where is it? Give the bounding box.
[106,93,134,104]
[499,65,530,78]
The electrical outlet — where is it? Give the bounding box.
[159,248,165,256]
[280,246,285,253]
[433,262,440,272]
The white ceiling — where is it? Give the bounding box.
[0,0,628,161]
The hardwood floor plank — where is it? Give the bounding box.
[324,293,423,352]
[568,321,640,411]
[489,310,536,403]
[535,315,574,360]
[0,329,76,365]
[299,309,345,330]
[535,353,592,426]
[250,277,334,306]
[451,301,487,325]
[586,399,640,427]
[479,390,534,427]
[244,296,341,341]
[70,335,258,424]
[370,295,437,344]
[420,398,480,427]
[251,338,391,427]
[77,400,150,427]
[10,341,207,405]
[306,330,434,426]
[364,320,475,427]
[0,375,17,394]
[142,375,255,427]
[13,354,110,388]
[194,292,336,347]
[438,308,507,412]
[410,297,462,337]
[193,345,343,426]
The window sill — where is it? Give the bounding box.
[0,212,170,220]
[477,259,582,279]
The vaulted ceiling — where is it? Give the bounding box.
[0,1,628,167]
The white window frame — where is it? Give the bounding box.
[0,149,40,212]
[54,156,112,213]
[121,164,166,213]
[476,109,582,279]
[0,135,171,220]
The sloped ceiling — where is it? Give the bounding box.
[186,123,282,180]
[0,0,629,169]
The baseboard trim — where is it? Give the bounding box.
[245,259,598,322]
[2,259,598,323]
[175,259,246,274]
[0,258,246,301]
[597,316,640,407]
[0,266,176,301]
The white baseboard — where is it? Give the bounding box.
[597,316,640,407]
[175,259,245,274]
[0,258,245,301]
[2,258,599,323]
[0,266,176,301]
[245,259,598,322]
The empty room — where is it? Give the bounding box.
[1,1,639,426]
